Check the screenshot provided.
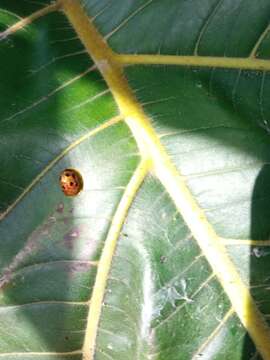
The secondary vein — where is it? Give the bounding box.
[81,160,149,360]
[116,54,270,71]
[61,1,270,359]
[0,2,60,40]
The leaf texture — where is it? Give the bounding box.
[1,1,270,359]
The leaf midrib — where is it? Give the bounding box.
[60,1,270,359]
[2,1,270,359]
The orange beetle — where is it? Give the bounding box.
[59,168,83,196]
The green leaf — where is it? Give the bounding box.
[1,1,270,359]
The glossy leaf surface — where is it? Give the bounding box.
[1,1,270,359]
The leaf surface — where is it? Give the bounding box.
[1,1,270,359]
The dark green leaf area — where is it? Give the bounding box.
[0,1,52,19]
[83,0,270,59]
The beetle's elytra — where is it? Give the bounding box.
[59,168,83,196]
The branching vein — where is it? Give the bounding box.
[60,2,270,359]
